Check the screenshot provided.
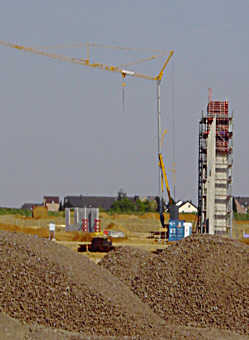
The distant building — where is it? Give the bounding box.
[233,197,249,214]
[21,203,42,211]
[140,195,157,202]
[43,196,60,212]
[63,195,116,211]
[176,200,183,207]
[176,201,198,214]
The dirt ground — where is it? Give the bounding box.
[0,212,248,263]
[1,312,249,340]
[0,212,196,262]
[1,230,248,339]
[1,312,248,340]
[100,236,249,335]
[0,213,248,339]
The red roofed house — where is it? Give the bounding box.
[43,196,60,212]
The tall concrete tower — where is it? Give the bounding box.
[198,90,233,235]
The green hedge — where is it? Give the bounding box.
[234,212,249,221]
[0,208,32,217]
[108,198,156,214]
[48,211,65,217]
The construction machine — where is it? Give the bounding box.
[89,237,113,252]
[77,232,113,253]
[158,152,178,228]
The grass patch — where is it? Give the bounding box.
[0,207,31,217]
[234,212,249,221]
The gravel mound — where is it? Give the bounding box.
[0,230,167,337]
[99,235,249,335]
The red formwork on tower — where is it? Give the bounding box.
[203,100,232,153]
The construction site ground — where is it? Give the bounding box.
[0,212,197,262]
[0,212,248,262]
[0,212,248,339]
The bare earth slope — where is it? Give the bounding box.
[0,312,248,340]
[0,230,248,339]
[0,230,166,337]
[100,235,249,335]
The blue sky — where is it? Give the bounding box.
[0,1,248,207]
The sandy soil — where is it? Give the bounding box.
[0,213,248,339]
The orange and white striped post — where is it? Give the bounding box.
[81,207,88,232]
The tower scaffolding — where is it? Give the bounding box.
[198,91,233,235]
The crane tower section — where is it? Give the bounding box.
[198,90,233,235]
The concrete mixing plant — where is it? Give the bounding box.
[198,90,233,235]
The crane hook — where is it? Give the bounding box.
[121,72,126,112]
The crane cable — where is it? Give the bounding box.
[118,53,167,68]
[38,41,168,55]
[37,42,168,69]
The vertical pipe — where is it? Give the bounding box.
[157,80,162,210]
[74,208,79,225]
[229,111,234,238]
[95,208,100,232]
[65,208,70,228]
[82,207,88,232]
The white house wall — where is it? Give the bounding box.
[178,204,198,214]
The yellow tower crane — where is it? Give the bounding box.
[0,40,172,80]
[0,39,174,213]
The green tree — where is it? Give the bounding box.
[110,197,136,213]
